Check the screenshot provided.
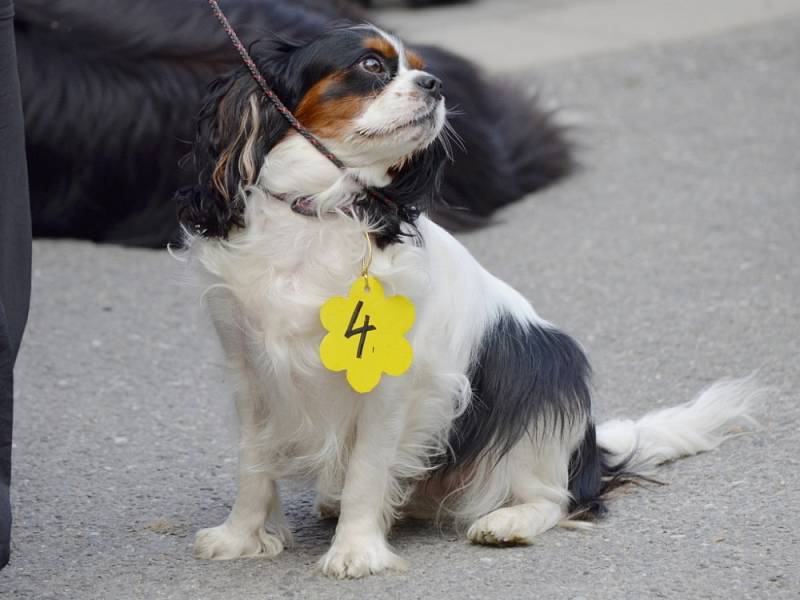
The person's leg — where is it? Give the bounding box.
[0,0,33,569]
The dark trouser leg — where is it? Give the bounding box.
[0,0,33,570]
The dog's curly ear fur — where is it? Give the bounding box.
[176,44,298,239]
[176,73,282,238]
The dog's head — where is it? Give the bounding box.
[177,24,449,242]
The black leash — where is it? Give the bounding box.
[206,0,397,214]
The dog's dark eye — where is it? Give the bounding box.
[360,56,385,74]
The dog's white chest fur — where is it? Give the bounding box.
[189,192,493,482]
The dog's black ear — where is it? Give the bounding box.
[176,43,299,239]
[176,72,282,238]
[387,140,447,211]
[361,140,447,247]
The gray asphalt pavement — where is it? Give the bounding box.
[3,11,800,600]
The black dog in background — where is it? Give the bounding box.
[15,0,571,247]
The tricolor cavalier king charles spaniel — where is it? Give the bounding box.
[178,24,757,579]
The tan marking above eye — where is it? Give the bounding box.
[363,37,398,59]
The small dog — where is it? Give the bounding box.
[180,24,757,579]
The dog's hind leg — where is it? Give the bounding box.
[467,436,574,546]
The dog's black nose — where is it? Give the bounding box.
[415,74,442,99]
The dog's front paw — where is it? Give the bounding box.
[319,535,407,579]
[194,524,283,560]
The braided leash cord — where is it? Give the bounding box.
[206,0,397,211]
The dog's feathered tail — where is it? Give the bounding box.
[568,377,762,519]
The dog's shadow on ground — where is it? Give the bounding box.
[285,489,462,554]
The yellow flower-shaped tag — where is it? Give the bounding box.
[320,276,415,393]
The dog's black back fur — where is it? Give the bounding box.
[435,313,627,517]
[443,316,592,472]
[16,0,572,247]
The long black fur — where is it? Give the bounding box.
[357,129,447,247]
[176,57,290,239]
[16,0,572,247]
[419,46,573,230]
[444,317,592,469]
[436,313,629,517]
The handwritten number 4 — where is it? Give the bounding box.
[345,300,377,358]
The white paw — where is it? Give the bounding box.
[468,506,544,546]
[194,524,283,560]
[319,535,408,579]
